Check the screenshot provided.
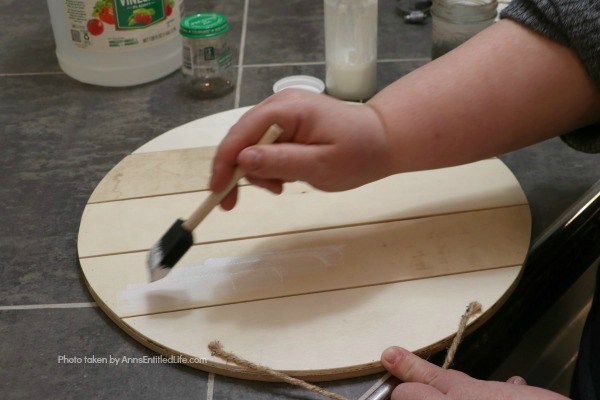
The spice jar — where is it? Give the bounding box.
[180,13,235,98]
[324,0,378,101]
[431,0,497,59]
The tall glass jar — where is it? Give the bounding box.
[431,0,497,59]
[324,0,378,101]
[180,13,235,98]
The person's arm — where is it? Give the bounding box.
[210,19,600,209]
[367,18,600,174]
[208,5,600,399]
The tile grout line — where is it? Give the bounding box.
[206,372,215,400]
[244,61,325,68]
[233,0,250,108]
[0,71,65,77]
[379,57,431,63]
[0,302,98,311]
[358,372,391,400]
[0,58,431,78]
[243,57,431,69]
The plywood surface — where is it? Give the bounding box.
[123,266,521,379]
[78,159,526,258]
[78,107,531,381]
[89,146,217,203]
[82,205,528,318]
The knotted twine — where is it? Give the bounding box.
[208,301,483,400]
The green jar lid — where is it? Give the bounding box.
[180,13,229,38]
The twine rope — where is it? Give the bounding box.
[208,341,348,400]
[442,301,482,369]
[208,300,483,400]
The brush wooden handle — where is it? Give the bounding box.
[182,124,284,232]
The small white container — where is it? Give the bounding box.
[273,75,325,94]
[46,0,183,87]
[324,0,378,101]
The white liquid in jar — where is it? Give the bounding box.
[326,62,377,100]
[324,0,378,101]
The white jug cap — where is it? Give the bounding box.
[273,75,325,94]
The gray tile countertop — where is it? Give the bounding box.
[0,0,598,399]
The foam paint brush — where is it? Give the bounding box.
[147,123,284,282]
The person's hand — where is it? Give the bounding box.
[381,346,569,400]
[210,89,392,210]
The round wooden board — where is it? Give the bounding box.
[78,106,531,381]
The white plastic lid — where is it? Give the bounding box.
[272,75,325,94]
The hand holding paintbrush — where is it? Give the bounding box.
[147,123,284,282]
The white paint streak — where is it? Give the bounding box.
[116,245,345,316]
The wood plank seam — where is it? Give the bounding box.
[117,263,523,319]
[79,203,529,259]
[87,183,253,205]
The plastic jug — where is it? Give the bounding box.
[46,0,183,87]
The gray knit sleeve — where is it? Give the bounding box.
[500,0,600,153]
